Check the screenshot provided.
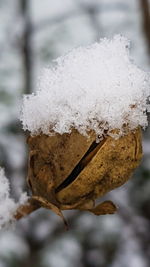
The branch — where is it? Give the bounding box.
[140,0,150,56]
[20,0,33,94]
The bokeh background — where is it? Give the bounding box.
[0,0,150,266]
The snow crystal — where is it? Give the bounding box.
[0,168,28,230]
[21,35,150,138]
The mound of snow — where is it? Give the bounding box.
[21,35,150,137]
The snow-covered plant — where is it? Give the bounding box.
[0,35,150,230]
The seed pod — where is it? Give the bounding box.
[15,127,142,225]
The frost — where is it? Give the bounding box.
[0,168,28,230]
[21,35,150,137]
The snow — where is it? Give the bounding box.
[0,168,28,230]
[21,35,150,138]
[0,0,150,266]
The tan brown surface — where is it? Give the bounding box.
[17,127,142,223]
[57,127,142,205]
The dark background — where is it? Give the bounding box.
[0,0,150,266]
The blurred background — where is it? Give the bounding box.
[0,0,150,266]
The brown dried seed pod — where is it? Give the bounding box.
[15,127,142,224]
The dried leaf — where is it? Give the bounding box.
[88,200,117,215]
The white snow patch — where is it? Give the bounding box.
[21,35,150,138]
[0,168,28,230]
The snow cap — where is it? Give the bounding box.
[21,35,150,138]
